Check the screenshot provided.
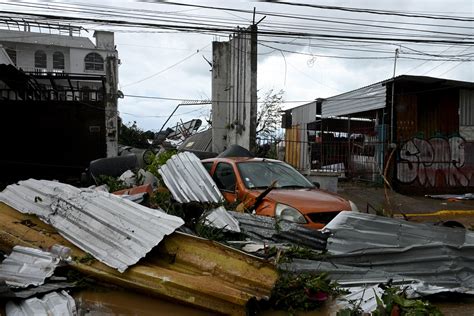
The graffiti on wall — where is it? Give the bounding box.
[397,136,472,187]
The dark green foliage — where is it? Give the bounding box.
[147,149,177,179]
[278,245,327,263]
[270,272,347,315]
[95,175,129,192]
[372,281,443,316]
[119,121,155,149]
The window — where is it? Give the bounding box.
[213,163,236,192]
[34,50,47,68]
[84,52,104,71]
[53,52,65,70]
[202,162,213,174]
[5,48,16,65]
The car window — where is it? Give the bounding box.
[213,162,236,192]
[237,161,314,189]
[202,162,213,174]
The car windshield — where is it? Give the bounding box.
[237,161,314,189]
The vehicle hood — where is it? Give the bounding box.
[250,188,351,214]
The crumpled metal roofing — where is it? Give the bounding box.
[0,246,60,288]
[324,211,474,254]
[158,151,223,203]
[6,290,76,316]
[279,211,474,313]
[229,211,328,251]
[0,280,75,299]
[0,179,184,272]
[203,207,241,233]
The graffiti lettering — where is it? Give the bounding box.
[397,136,471,187]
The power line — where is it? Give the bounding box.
[269,1,474,22]
[122,44,210,87]
[1,8,473,45]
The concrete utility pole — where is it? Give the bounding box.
[211,23,258,153]
[390,48,399,144]
[105,56,119,157]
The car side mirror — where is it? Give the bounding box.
[313,182,320,189]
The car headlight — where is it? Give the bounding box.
[275,203,307,224]
[349,200,360,212]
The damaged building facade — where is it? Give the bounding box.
[0,19,119,181]
[283,75,474,194]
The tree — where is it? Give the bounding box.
[118,120,155,148]
[256,89,284,139]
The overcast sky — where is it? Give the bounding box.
[2,0,473,132]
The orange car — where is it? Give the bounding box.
[202,157,358,229]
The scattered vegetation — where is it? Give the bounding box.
[278,245,327,263]
[270,272,347,315]
[76,253,96,265]
[372,281,443,316]
[95,175,129,192]
[147,149,177,180]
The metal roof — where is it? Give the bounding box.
[229,211,328,251]
[0,179,184,272]
[178,128,213,152]
[279,211,474,312]
[203,207,241,233]
[324,211,474,254]
[5,290,76,316]
[0,246,60,288]
[322,82,386,118]
[0,280,75,299]
[158,152,223,203]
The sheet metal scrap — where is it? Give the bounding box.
[0,179,184,272]
[6,290,76,316]
[202,206,241,233]
[0,203,277,316]
[230,211,328,251]
[279,211,474,314]
[158,151,223,203]
[324,211,474,254]
[0,246,60,288]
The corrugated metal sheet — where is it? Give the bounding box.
[290,101,317,126]
[229,211,328,251]
[0,281,75,299]
[203,206,240,233]
[0,246,60,288]
[0,202,278,315]
[6,290,76,316]
[279,211,474,304]
[324,211,473,254]
[460,89,474,126]
[178,129,213,152]
[322,82,386,117]
[0,179,184,272]
[158,152,223,203]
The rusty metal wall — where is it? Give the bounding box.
[396,137,474,194]
[460,89,474,126]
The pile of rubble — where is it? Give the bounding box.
[0,151,472,315]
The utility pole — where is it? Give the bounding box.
[390,48,399,145]
[105,56,119,157]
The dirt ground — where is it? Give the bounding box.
[337,180,474,228]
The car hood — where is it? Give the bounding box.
[251,188,351,214]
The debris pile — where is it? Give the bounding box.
[0,151,472,315]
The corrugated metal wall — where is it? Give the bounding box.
[322,83,386,117]
[283,102,316,170]
[460,89,474,126]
